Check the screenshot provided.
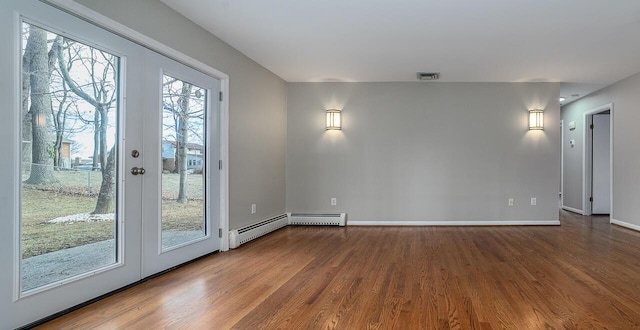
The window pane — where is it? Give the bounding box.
[20,23,119,292]
[161,74,206,249]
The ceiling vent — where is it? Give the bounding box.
[416,72,440,80]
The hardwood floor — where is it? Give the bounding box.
[36,211,640,329]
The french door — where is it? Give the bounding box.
[0,0,221,328]
[142,51,221,277]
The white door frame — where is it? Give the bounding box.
[45,0,231,251]
[560,120,563,208]
[582,103,613,216]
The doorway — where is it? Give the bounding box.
[0,0,226,328]
[583,104,613,216]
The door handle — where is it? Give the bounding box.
[131,167,145,175]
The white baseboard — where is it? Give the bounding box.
[348,220,560,226]
[561,206,584,215]
[611,218,640,232]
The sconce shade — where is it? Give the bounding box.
[529,109,544,130]
[326,109,341,130]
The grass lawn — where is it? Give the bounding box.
[21,188,113,258]
[162,200,204,232]
[22,171,205,258]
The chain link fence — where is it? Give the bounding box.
[22,162,204,199]
[22,162,102,196]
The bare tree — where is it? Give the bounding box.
[55,40,116,168]
[23,27,58,185]
[55,37,118,213]
[49,40,89,169]
[163,78,205,204]
[93,147,116,214]
[51,78,73,168]
[175,82,192,203]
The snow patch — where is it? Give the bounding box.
[48,213,115,223]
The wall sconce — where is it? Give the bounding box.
[529,109,544,130]
[326,109,341,130]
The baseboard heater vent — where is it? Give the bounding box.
[287,213,346,226]
[229,214,288,249]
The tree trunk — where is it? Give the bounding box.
[172,114,179,173]
[173,149,179,174]
[176,83,192,204]
[92,110,100,170]
[52,81,70,170]
[22,29,32,166]
[92,146,115,214]
[52,106,63,169]
[99,106,108,171]
[24,27,57,185]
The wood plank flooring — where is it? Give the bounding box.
[36,211,640,329]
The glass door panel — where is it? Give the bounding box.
[161,74,207,249]
[141,52,220,277]
[20,22,120,292]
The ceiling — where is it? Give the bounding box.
[160,0,640,105]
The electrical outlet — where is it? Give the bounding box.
[508,198,514,206]
[331,198,337,206]
[530,198,536,206]
[251,204,256,214]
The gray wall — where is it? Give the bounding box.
[287,82,560,223]
[74,0,288,229]
[562,72,640,227]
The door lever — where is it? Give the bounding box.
[131,167,145,175]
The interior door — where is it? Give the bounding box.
[591,113,610,214]
[0,1,221,327]
[141,51,221,277]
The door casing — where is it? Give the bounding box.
[582,103,613,216]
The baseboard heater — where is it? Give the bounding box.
[229,214,288,249]
[288,213,346,226]
[229,213,347,249]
